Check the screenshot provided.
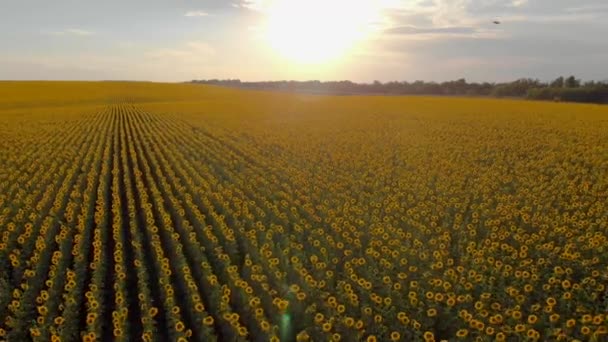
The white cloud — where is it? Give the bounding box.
[376,0,608,41]
[283,0,480,36]
[387,25,474,34]
[500,13,599,23]
[147,41,216,60]
[0,40,222,82]
[42,29,94,36]
[138,41,237,81]
[232,0,266,11]
[510,0,528,7]
[565,3,608,14]
[5,0,605,82]
[143,41,218,77]
[184,11,210,17]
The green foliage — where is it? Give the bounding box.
[198,76,608,105]
[527,87,608,104]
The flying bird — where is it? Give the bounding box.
[493,20,501,24]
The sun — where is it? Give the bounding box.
[263,0,381,64]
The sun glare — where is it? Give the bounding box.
[264,0,381,64]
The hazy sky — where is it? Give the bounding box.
[1,0,607,82]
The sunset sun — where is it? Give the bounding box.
[264,0,381,64]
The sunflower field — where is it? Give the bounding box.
[0,82,607,341]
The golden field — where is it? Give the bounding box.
[0,81,607,341]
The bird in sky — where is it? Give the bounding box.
[493,20,501,24]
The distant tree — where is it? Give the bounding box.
[564,76,580,88]
[583,81,597,88]
[492,78,543,97]
[192,75,606,104]
[441,78,467,95]
[550,76,564,88]
[527,87,608,104]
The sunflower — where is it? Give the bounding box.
[277,300,289,311]
[54,316,65,325]
[344,317,354,327]
[260,320,271,331]
[593,315,604,325]
[175,321,185,332]
[527,329,539,339]
[86,313,97,325]
[456,329,468,338]
[203,316,215,326]
[296,331,311,341]
[566,319,576,328]
[422,331,435,342]
[582,314,593,324]
[314,313,324,323]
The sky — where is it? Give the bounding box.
[1,0,607,83]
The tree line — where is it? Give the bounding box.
[192,76,608,104]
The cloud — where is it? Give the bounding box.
[564,3,608,14]
[232,0,265,11]
[0,52,129,81]
[4,0,606,83]
[510,0,528,7]
[233,0,411,14]
[386,26,477,36]
[378,0,608,43]
[145,41,217,69]
[139,41,241,81]
[0,39,225,82]
[385,0,607,27]
[42,29,94,36]
[499,13,599,23]
[184,11,210,17]
[148,42,215,57]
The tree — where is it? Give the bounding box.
[564,76,580,88]
[550,76,564,88]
